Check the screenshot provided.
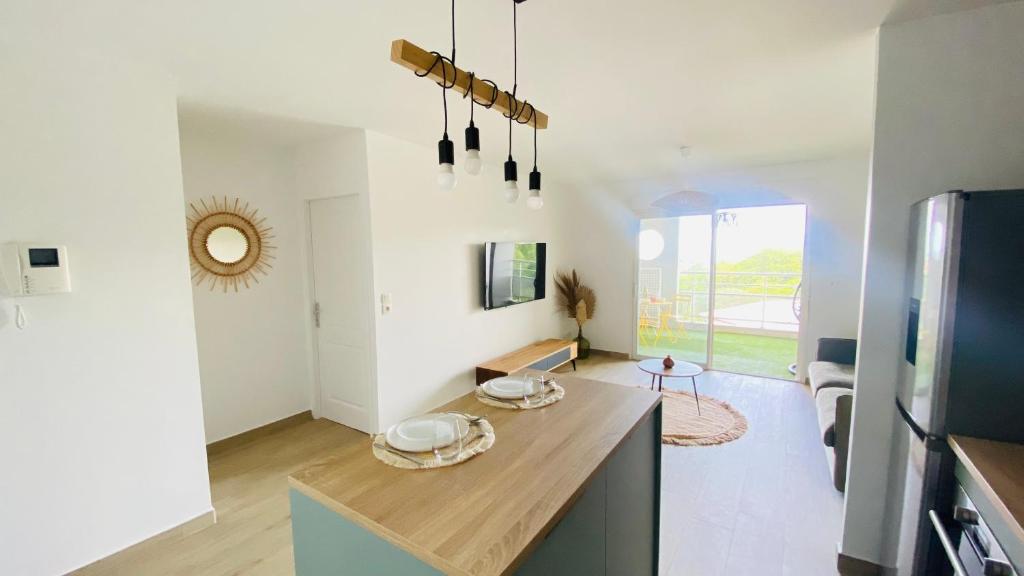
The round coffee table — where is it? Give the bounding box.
[637,358,704,414]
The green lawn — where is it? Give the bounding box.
[638,330,797,380]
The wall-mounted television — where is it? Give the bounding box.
[482,242,546,310]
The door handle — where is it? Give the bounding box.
[984,558,1013,576]
[930,510,968,576]
[953,505,979,525]
[314,302,321,328]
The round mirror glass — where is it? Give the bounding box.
[206,226,249,264]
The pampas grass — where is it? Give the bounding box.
[554,269,596,329]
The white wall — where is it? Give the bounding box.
[0,44,212,575]
[561,183,643,354]
[364,131,572,430]
[783,159,869,379]
[178,117,313,443]
[842,3,1024,565]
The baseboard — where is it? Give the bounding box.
[837,549,884,576]
[589,348,631,360]
[71,509,216,574]
[207,410,314,456]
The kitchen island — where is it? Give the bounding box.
[949,435,1024,573]
[288,372,662,576]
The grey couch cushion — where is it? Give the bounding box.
[807,361,854,396]
[815,387,854,447]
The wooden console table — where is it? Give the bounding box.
[475,338,578,385]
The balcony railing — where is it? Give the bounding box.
[509,258,538,301]
[639,270,800,333]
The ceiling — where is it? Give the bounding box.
[5,0,1015,204]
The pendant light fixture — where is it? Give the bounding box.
[438,127,456,191]
[504,116,519,202]
[390,0,549,201]
[526,119,543,210]
[463,73,497,176]
[464,120,481,176]
[503,0,522,203]
[423,0,458,191]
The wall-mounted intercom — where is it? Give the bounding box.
[0,243,72,296]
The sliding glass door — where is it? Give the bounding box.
[636,205,806,380]
[637,215,712,365]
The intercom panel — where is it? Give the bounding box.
[0,243,72,296]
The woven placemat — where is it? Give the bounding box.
[475,381,565,410]
[371,417,495,470]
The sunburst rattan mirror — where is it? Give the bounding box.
[187,196,275,292]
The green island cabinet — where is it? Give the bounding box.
[288,373,662,576]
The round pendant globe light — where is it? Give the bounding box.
[638,229,665,261]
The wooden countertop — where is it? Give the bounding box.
[949,435,1024,547]
[289,372,661,576]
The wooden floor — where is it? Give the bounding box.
[75,414,368,576]
[564,356,844,576]
[80,356,842,575]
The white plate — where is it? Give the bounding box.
[481,376,543,399]
[385,414,469,453]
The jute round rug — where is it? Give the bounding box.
[660,389,748,447]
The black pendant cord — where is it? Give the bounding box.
[465,71,500,124]
[513,0,517,93]
[532,117,538,171]
[442,78,449,139]
[416,54,457,139]
[507,0,518,161]
[445,0,455,138]
[507,110,513,161]
[415,0,459,139]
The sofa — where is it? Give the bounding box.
[808,337,856,492]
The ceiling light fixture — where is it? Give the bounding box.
[526,116,543,210]
[389,0,547,202]
[463,73,497,176]
[419,0,459,191]
[503,0,528,204]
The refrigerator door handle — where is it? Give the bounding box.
[897,397,928,441]
[930,510,968,576]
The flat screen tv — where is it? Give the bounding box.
[482,242,546,310]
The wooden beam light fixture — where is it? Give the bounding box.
[391,0,546,205]
[390,39,548,130]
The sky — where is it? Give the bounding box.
[645,204,807,269]
[714,205,807,263]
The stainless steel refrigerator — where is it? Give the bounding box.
[893,190,1024,576]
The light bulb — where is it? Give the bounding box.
[503,157,519,203]
[437,135,456,191]
[527,168,543,209]
[464,123,482,175]
[504,179,520,203]
[527,189,543,210]
[437,163,457,191]
[465,149,482,175]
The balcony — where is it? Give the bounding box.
[637,271,800,380]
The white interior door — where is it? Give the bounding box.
[308,196,374,433]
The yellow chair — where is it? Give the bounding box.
[638,301,660,346]
[638,299,679,346]
[672,294,693,339]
